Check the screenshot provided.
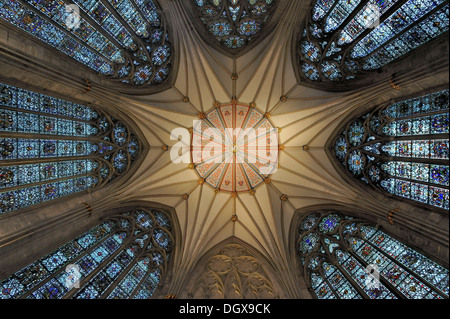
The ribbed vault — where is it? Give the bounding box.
[83,0,447,297]
[0,0,448,299]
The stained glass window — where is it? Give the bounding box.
[297,0,449,84]
[0,208,173,299]
[0,82,141,215]
[333,88,449,211]
[193,0,277,52]
[298,210,449,299]
[0,0,172,87]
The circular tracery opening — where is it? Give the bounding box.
[191,101,279,193]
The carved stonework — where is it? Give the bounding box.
[189,244,277,299]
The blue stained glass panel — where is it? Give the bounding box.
[325,0,362,33]
[302,63,320,81]
[348,121,365,146]
[238,20,260,36]
[348,150,365,175]
[362,4,449,70]
[209,21,233,36]
[319,214,341,233]
[299,233,320,254]
[106,0,149,38]
[429,186,449,209]
[312,0,337,21]
[321,61,343,81]
[0,1,114,75]
[430,165,449,186]
[334,136,347,161]
[300,41,321,62]
[339,0,399,45]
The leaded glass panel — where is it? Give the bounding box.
[297,0,449,84]
[297,211,449,299]
[0,0,172,88]
[0,82,141,215]
[0,208,173,299]
[333,89,449,210]
[193,0,277,53]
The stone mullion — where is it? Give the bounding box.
[0,104,94,124]
[0,154,97,167]
[98,0,152,65]
[0,170,98,194]
[0,131,100,140]
[346,239,406,299]
[362,231,448,299]
[19,0,116,66]
[18,227,119,299]
[358,146,450,166]
[335,0,411,57]
[358,2,448,63]
[380,173,448,190]
[389,108,449,121]
[64,225,135,299]
[99,229,154,299]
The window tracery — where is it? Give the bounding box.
[0,0,172,87]
[332,88,449,211]
[0,82,141,215]
[193,0,277,53]
[297,0,449,86]
[297,210,449,299]
[0,207,173,299]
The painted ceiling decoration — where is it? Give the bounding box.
[0,0,173,88]
[191,100,279,193]
[297,0,449,87]
[332,88,449,211]
[193,0,277,54]
[0,82,142,216]
[0,0,448,300]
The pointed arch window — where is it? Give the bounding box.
[297,210,449,299]
[0,0,172,88]
[297,0,449,86]
[0,207,173,299]
[193,0,277,53]
[0,82,141,216]
[332,88,449,211]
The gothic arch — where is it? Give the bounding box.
[181,237,289,299]
[0,78,148,218]
[293,0,450,91]
[0,202,178,299]
[291,207,449,299]
[325,85,449,213]
[182,0,289,57]
[0,0,176,95]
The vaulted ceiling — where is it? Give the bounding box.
[0,0,448,297]
[90,0,448,294]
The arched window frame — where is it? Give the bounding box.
[327,86,449,213]
[294,0,450,90]
[0,0,175,94]
[185,0,284,57]
[0,205,175,299]
[296,209,449,299]
[0,80,147,217]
